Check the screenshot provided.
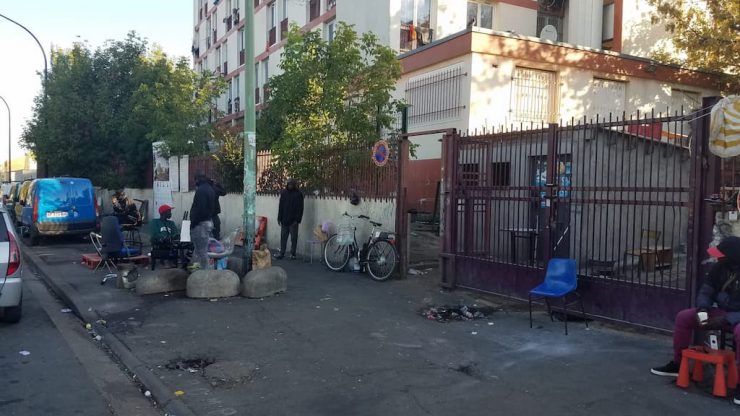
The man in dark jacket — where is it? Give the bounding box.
[210,180,227,240]
[652,236,740,405]
[276,178,304,260]
[189,173,216,270]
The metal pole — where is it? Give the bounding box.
[242,0,257,273]
[0,96,9,182]
[0,13,48,177]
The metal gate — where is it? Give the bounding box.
[440,100,718,330]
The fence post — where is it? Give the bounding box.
[395,108,409,279]
[543,123,559,264]
[440,130,458,288]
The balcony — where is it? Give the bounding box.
[280,18,289,39]
[234,97,241,112]
[309,0,320,21]
[268,26,276,46]
[239,50,245,65]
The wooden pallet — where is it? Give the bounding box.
[80,253,149,269]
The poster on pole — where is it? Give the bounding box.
[152,142,174,214]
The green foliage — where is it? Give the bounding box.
[648,0,739,93]
[21,32,225,188]
[256,23,403,185]
[210,126,244,193]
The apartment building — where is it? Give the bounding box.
[192,1,722,210]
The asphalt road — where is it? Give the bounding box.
[0,273,158,416]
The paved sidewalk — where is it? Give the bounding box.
[22,237,740,416]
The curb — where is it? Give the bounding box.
[22,244,197,416]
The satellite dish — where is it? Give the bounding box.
[540,25,558,42]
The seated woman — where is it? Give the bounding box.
[112,191,141,227]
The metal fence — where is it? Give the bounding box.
[256,146,398,200]
[441,108,712,329]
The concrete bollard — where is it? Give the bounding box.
[186,269,241,298]
[241,266,287,299]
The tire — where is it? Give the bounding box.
[324,234,350,271]
[3,299,22,323]
[366,240,398,281]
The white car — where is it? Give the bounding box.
[0,205,22,322]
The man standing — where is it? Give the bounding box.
[189,173,216,270]
[276,178,304,260]
[211,180,227,240]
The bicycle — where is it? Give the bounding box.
[323,213,398,281]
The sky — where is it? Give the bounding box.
[0,0,194,167]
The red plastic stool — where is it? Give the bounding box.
[677,346,738,397]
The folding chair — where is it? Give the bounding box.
[528,258,587,335]
[90,232,117,273]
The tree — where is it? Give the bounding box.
[210,126,245,193]
[256,23,403,188]
[647,0,739,92]
[22,32,224,188]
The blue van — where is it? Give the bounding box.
[21,178,98,245]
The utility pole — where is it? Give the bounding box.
[242,0,257,273]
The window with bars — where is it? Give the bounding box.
[405,65,466,125]
[510,67,558,125]
[461,164,480,187]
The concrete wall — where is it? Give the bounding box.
[98,188,396,256]
[340,0,392,49]
[620,0,674,59]
[494,2,537,37]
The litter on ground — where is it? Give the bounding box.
[421,305,496,323]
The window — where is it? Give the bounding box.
[263,57,269,84]
[216,46,222,72]
[461,164,480,187]
[222,40,228,74]
[536,1,564,42]
[309,0,320,21]
[510,67,558,124]
[467,1,493,30]
[268,2,277,45]
[602,2,615,41]
[400,0,433,52]
[325,19,336,42]
[405,65,466,125]
[591,78,626,117]
[327,0,336,10]
[281,0,288,20]
[254,63,260,103]
[280,0,289,40]
[238,28,245,65]
[228,79,233,113]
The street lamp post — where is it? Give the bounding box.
[242,0,257,273]
[0,96,9,182]
[0,13,48,177]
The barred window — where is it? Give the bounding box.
[510,67,558,125]
[405,65,466,125]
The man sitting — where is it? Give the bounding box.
[150,205,180,267]
[651,236,740,406]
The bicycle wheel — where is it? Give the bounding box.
[366,240,398,281]
[324,234,350,271]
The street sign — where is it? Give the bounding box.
[372,140,390,167]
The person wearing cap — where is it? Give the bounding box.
[150,204,180,247]
[652,236,740,405]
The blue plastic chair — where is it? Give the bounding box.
[528,258,587,335]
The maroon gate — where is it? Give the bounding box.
[439,99,720,330]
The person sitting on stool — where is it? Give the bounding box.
[150,204,180,263]
[651,236,740,406]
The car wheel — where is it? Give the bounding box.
[3,299,22,323]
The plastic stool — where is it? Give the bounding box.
[677,346,738,397]
[304,240,324,264]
